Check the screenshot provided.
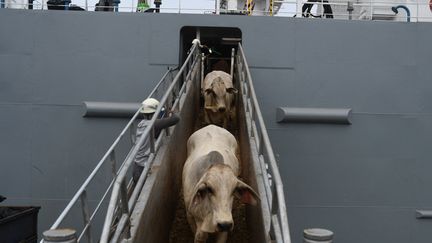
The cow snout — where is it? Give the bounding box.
[218,106,226,112]
[217,222,233,232]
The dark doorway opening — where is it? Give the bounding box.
[180,27,242,75]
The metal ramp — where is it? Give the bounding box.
[42,42,291,243]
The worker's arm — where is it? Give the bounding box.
[153,113,180,135]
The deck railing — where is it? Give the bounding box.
[2,0,432,22]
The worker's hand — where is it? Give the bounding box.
[168,109,178,115]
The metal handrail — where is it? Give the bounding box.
[41,66,182,241]
[236,43,291,243]
[100,43,201,243]
[277,0,430,20]
[4,1,432,22]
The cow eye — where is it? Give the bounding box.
[199,186,214,196]
[233,187,244,196]
[205,186,214,194]
[232,188,239,195]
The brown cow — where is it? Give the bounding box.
[202,71,237,128]
[182,125,259,243]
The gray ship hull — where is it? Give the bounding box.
[1,9,432,242]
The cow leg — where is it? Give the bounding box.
[230,109,236,123]
[194,230,208,243]
[216,232,228,243]
[204,110,211,125]
[223,116,228,129]
[186,213,197,233]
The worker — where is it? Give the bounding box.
[137,2,150,12]
[132,98,180,183]
[191,39,213,56]
[301,0,333,18]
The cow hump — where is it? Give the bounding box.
[191,151,224,185]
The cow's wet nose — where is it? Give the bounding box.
[218,107,226,112]
[217,222,233,232]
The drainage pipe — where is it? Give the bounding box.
[276,107,352,124]
[392,5,411,22]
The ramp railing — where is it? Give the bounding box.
[100,43,202,243]
[42,43,201,243]
[235,43,291,243]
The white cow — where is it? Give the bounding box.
[202,71,237,128]
[182,125,259,243]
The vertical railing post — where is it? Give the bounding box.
[184,69,188,94]
[248,77,255,136]
[230,48,235,78]
[150,126,155,154]
[182,68,186,83]
[188,57,192,72]
[258,131,264,155]
[196,57,201,89]
[182,70,187,94]
[119,181,131,238]
[250,104,256,137]
[165,92,172,137]
[271,180,278,215]
[130,122,137,145]
[64,0,71,10]
[271,215,283,243]
[201,53,205,90]
[269,0,273,16]
[113,0,120,12]
[321,0,323,17]
[80,190,93,243]
[178,0,181,13]
[110,150,117,179]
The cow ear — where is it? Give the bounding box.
[227,87,238,94]
[235,180,260,205]
[189,182,212,210]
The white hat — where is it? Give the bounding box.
[140,98,160,114]
[192,38,201,46]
